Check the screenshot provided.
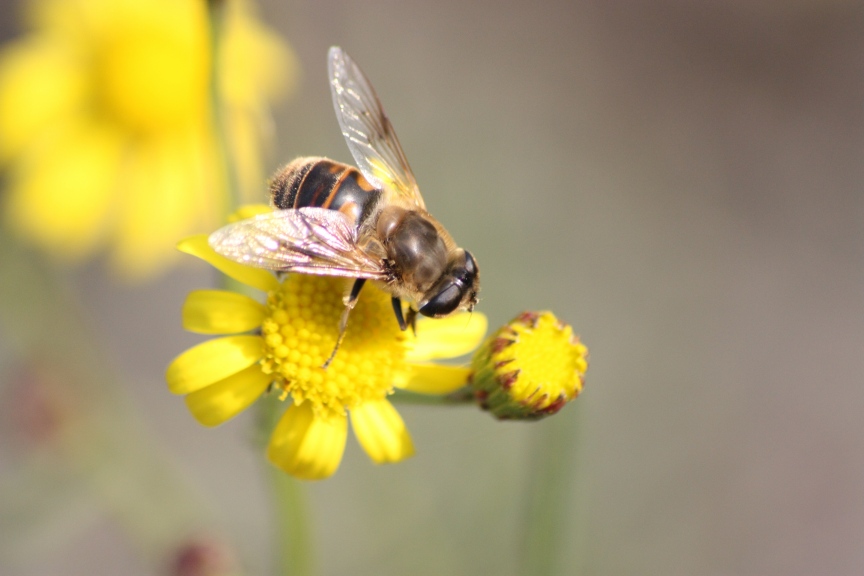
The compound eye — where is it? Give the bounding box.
[419,281,462,318]
[464,250,477,277]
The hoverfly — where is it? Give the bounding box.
[210,47,480,366]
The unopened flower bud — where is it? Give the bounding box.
[469,311,588,420]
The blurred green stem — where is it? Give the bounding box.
[0,228,216,569]
[206,4,314,573]
[270,464,314,576]
[207,0,240,217]
[256,396,315,576]
[389,387,475,406]
[518,406,584,576]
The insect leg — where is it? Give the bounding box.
[323,278,366,368]
[391,297,408,331]
[405,307,418,336]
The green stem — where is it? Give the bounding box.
[270,467,315,576]
[389,387,476,406]
[206,0,240,217]
[256,395,315,576]
[0,228,217,569]
[205,3,314,573]
[517,405,583,576]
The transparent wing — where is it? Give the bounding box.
[328,46,425,210]
[209,207,387,279]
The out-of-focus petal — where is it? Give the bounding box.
[96,3,209,133]
[219,3,297,105]
[406,312,488,362]
[0,38,85,162]
[400,364,471,395]
[267,402,347,480]
[218,3,296,200]
[177,235,279,293]
[112,131,216,279]
[184,363,272,427]
[166,335,263,395]
[350,399,414,464]
[182,289,267,334]
[4,121,123,259]
[228,204,271,222]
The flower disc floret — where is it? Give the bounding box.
[260,275,409,419]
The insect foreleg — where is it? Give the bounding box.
[323,278,366,368]
[405,307,418,336]
[391,297,407,331]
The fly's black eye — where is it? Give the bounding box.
[464,250,477,276]
[460,250,479,285]
[419,281,462,317]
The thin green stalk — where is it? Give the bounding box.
[205,2,314,574]
[389,387,476,406]
[270,466,315,576]
[256,395,315,576]
[206,0,240,217]
[0,227,216,570]
[517,405,584,576]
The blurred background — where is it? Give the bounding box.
[1,0,863,575]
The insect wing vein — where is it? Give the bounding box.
[328,46,425,210]
[209,208,385,279]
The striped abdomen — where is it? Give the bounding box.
[269,157,381,226]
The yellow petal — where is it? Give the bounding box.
[182,289,267,334]
[350,399,414,464]
[184,363,271,427]
[400,364,471,395]
[228,204,271,222]
[94,4,209,134]
[112,131,217,280]
[166,335,263,395]
[0,38,85,162]
[177,234,279,293]
[267,402,347,480]
[219,4,297,105]
[406,312,488,362]
[4,121,123,260]
[219,4,297,201]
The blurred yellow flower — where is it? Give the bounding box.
[0,0,295,279]
[166,234,488,480]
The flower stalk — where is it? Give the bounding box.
[259,394,315,576]
[518,408,584,576]
[0,222,221,573]
[206,0,239,217]
[204,2,310,571]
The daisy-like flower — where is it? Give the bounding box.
[469,311,589,420]
[0,0,294,279]
[166,234,488,480]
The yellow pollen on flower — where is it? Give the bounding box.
[470,311,589,420]
[259,275,409,419]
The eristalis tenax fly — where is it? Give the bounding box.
[210,47,479,365]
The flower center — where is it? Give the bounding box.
[506,312,587,403]
[260,275,409,418]
[95,11,209,133]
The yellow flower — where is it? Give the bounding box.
[166,235,488,480]
[470,311,589,420]
[0,0,295,279]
